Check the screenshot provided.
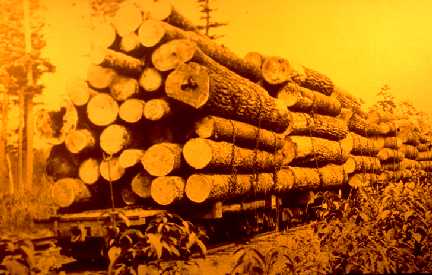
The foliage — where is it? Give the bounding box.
[196,0,228,40]
[372,84,396,114]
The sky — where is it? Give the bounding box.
[40,0,432,113]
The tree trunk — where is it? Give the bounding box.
[182,138,292,171]
[417,151,432,161]
[377,148,405,162]
[119,149,145,168]
[351,132,383,156]
[0,89,8,193]
[100,157,125,182]
[164,57,289,132]
[194,115,285,152]
[131,171,153,198]
[347,156,382,173]
[139,67,163,93]
[185,173,274,203]
[349,113,389,136]
[289,135,352,165]
[50,178,91,208]
[46,144,79,181]
[119,99,145,123]
[348,173,380,188]
[277,82,341,116]
[109,75,139,101]
[112,2,143,37]
[141,143,182,176]
[151,176,185,205]
[78,158,100,185]
[143,98,172,121]
[64,129,96,154]
[399,144,419,160]
[91,48,144,76]
[86,93,119,126]
[100,124,131,155]
[287,112,348,141]
[382,159,420,171]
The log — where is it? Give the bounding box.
[64,129,96,154]
[380,170,412,182]
[131,172,153,198]
[119,99,145,123]
[419,135,431,144]
[78,158,100,185]
[377,148,405,162]
[90,21,117,49]
[182,138,292,171]
[141,143,182,176]
[90,48,144,76]
[139,67,163,93]
[137,0,172,21]
[51,178,91,208]
[87,93,119,126]
[165,8,199,32]
[243,52,264,70]
[347,156,382,173]
[351,132,383,156]
[399,144,419,160]
[419,161,432,172]
[261,56,291,85]
[151,176,185,205]
[120,32,142,54]
[185,173,274,203]
[138,19,166,47]
[164,58,290,132]
[119,149,145,168]
[112,2,143,37]
[109,75,139,101]
[46,144,79,180]
[100,124,131,155]
[66,78,96,107]
[348,113,389,136]
[348,173,380,188]
[287,112,348,141]
[87,65,116,90]
[377,136,403,149]
[223,200,267,213]
[120,186,140,205]
[382,159,420,171]
[100,157,126,182]
[143,98,172,121]
[194,115,285,152]
[332,87,364,116]
[417,151,432,161]
[289,135,353,165]
[399,130,420,146]
[417,143,432,152]
[277,82,341,116]
[155,22,262,81]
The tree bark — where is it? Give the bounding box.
[100,157,125,182]
[194,115,285,152]
[50,178,91,208]
[65,128,96,154]
[377,148,405,162]
[141,143,182,176]
[417,151,432,161]
[287,112,348,141]
[417,142,431,152]
[139,67,163,93]
[376,136,403,149]
[380,170,412,182]
[182,138,292,171]
[100,124,131,155]
[109,75,139,102]
[399,144,419,160]
[86,93,119,126]
[87,65,117,90]
[131,171,153,198]
[78,158,100,185]
[332,86,364,116]
[382,159,420,171]
[348,173,380,188]
[351,132,383,156]
[419,161,432,172]
[277,82,341,116]
[399,130,420,146]
[165,59,289,132]
[119,99,145,123]
[185,173,274,203]
[143,98,172,121]
[347,156,382,173]
[151,176,185,205]
[119,149,145,168]
[91,48,144,76]
[349,113,389,136]
[289,135,353,165]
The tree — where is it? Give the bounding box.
[373,84,396,114]
[196,0,228,40]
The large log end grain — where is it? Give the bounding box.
[152,39,196,71]
[51,178,90,208]
[261,56,292,85]
[343,157,356,174]
[65,129,96,154]
[141,143,182,176]
[183,138,213,169]
[78,158,100,185]
[139,67,163,93]
[143,98,172,121]
[87,93,119,126]
[119,149,145,168]
[100,124,131,155]
[87,65,116,90]
[243,52,264,70]
[90,21,117,49]
[100,157,125,182]
[112,2,143,37]
[165,62,210,109]
[109,75,139,102]
[138,19,166,47]
[66,78,93,107]
[119,99,145,123]
[131,171,153,198]
[120,32,141,54]
[151,176,185,205]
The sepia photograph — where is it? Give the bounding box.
[1,0,432,274]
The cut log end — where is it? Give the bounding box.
[100,124,131,155]
[112,2,143,37]
[119,99,145,123]
[262,56,292,85]
[243,52,264,69]
[51,178,90,208]
[87,93,119,126]
[194,116,215,139]
[165,62,210,109]
[66,78,92,107]
[87,65,116,90]
[139,67,163,93]
[100,158,125,182]
[343,158,356,174]
[90,22,117,49]
[185,174,212,203]
[131,172,153,198]
[110,76,139,102]
[151,176,184,205]
[183,138,213,169]
[121,187,140,205]
[138,19,166,47]
[119,149,145,168]
[142,143,182,176]
[120,32,141,53]
[143,99,171,121]
[65,129,95,154]
[151,39,197,71]
[79,158,100,185]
